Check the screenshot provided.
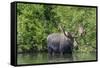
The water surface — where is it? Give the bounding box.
[17,52,96,65]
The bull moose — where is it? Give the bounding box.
[47,25,75,55]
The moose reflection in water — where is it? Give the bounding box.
[48,53,73,63]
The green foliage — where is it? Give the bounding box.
[17,3,96,53]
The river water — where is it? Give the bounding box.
[17,52,96,65]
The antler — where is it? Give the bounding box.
[58,24,68,37]
[78,23,86,37]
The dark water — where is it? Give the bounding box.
[17,52,96,65]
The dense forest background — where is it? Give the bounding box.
[17,3,96,53]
